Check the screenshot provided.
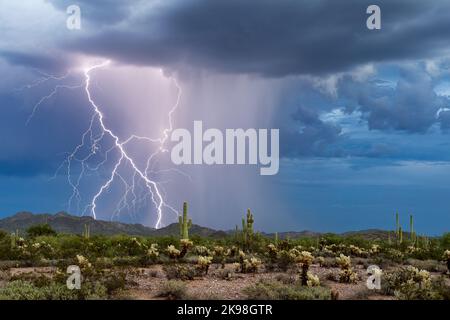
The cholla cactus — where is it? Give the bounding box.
[297,251,314,265]
[316,256,325,267]
[131,237,142,247]
[232,262,241,272]
[336,254,358,283]
[288,248,300,260]
[298,251,314,286]
[336,254,351,269]
[443,250,450,274]
[370,244,380,255]
[267,243,278,253]
[76,254,92,269]
[17,237,26,248]
[167,245,181,259]
[213,246,226,268]
[387,248,404,261]
[306,272,320,287]
[197,256,213,275]
[213,246,224,256]
[349,245,364,257]
[179,239,193,258]
[242,257,261,273]
[402,266,431,287]
[267,243,278,263]
[194,245,210,256]
[32,242,41,249]
[406,245,419,254]
[147,243,159,259]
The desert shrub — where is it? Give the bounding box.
[406,259,447,273]
[191,292,223,300]
[0,235,14,260]
[9,273,52,288]
[441,233,450,249]
[100,271,128,295]
[112,256,141,267]
[163,264,197,280]
[384,248,404,263]
[0,280,107,300]
[275,273,297,285]
[382,266,449,300]
[93,257,114,269]
[26,224,57,238]
[157,280,188,300]
[216,268,236,281]
[276,250,296,271]
[243,280,331,300]
[0,280,48,300]
[0,230,7,240]
[58,236,87,259]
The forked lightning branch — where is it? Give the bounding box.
[23,60,279,229]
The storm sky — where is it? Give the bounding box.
[1,0,450,234]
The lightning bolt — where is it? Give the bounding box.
[23,60,186,228]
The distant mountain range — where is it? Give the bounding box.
[0,211,396,240]
[0,212,227,238]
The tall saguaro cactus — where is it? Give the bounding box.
[399,226,403,244]
[396,212,400,239]
[83,224,90,239]
[409,214,415,243]
[242,209,255,250]
[179,202,192,240]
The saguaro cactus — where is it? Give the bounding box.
[11,229,19,248]
[241,209,255,250]
[409,214,415,243]
[399,226,403,244]
[396,212,400,239]
[83,224,90,239]
[179,202,192,240]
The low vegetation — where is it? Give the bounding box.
[0,204,448,300]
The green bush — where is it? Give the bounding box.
[243,280,331,300]
[157,280,188,300]
[163,264,198,280]
[26,224,57,238]
[382,266,449,300]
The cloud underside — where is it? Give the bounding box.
[2,0,450,177]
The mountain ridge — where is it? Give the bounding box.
[0,211,395,240]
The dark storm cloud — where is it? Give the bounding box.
[0,50,70,72]
[56,0,450,76]
[0,87,96,177]
[281,105,343,157]
[339,66,450,133]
